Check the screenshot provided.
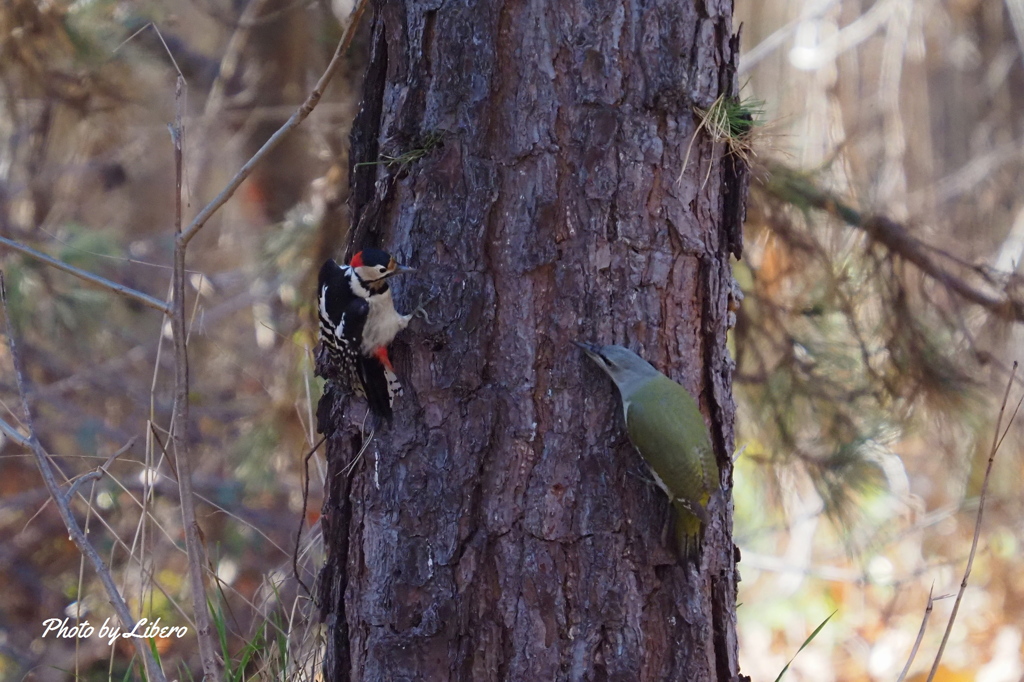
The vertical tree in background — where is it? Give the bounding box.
[316,0,747,679]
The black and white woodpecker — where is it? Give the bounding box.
[316,248,415,422]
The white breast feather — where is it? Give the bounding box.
[360,289,410,353]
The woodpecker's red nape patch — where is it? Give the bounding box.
[350,251,364,268]
[373,346,395,371]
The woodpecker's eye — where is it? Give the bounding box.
[377,265,387,273]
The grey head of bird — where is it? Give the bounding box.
[574,341,662,402]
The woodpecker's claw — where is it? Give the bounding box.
[411,293,438,324]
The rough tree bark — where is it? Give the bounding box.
[316,0,747,679]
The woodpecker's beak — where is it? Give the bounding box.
[573,340,604,361]
[387,263,416,277]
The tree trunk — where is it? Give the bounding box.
[316,0,746,679]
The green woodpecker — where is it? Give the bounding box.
[576,341,719,560]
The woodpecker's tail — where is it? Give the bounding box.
[672,500,704,562]
[357,348,404,422]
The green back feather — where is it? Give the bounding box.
[625,374,719,557]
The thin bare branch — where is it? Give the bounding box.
[169,76,223,680]
[0,415,30,447]
[0,272,167,682]
[927,361,1020,681]
[179,0,369,246]
[995,390,1024,455]
[896,583,935,682]
[63,437,136,503]
[0,236,171,315]
[295,435,326,597]
[112,22,184,80]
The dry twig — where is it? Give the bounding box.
[926,361,1023,681]
[0,236,171,315]
[0,414,30,447]
[179,0,369,247]
[896,583,937,682]
[63,437,136,503]
[169,76,223,680]
[0,272,167,682]
[166,2,368,668]
[294,435,326,598]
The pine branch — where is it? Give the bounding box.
[759,162,1024,322]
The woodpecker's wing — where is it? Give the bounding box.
[625,374,719,521]
[318,259,369,352]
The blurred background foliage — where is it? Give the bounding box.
[735,1,1024,680]
[0,0,362,677]
[1,0,1024,680]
